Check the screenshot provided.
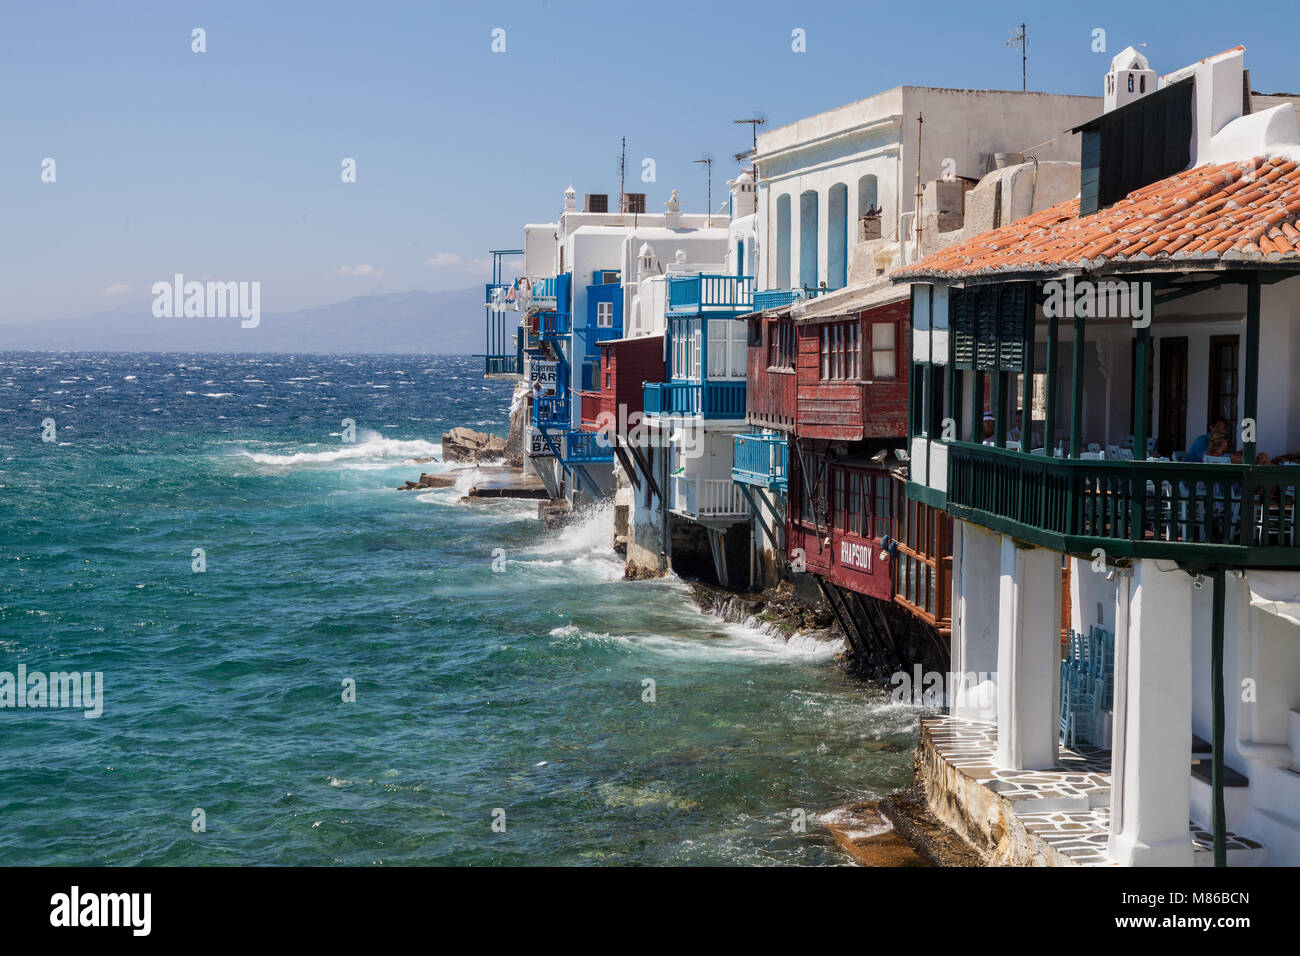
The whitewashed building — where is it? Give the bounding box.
[900,46,1300,865]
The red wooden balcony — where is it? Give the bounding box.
[579,334,666,433]
[746,314,797,431]
[795,298,909,442]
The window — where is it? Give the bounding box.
[819,321,859,380]
[873,477,892,539]
[672,320,701,381]
[597,301,613,328]
[870,321,897,379]
[776,195,792,289]
[833,468,846,530]
[768,318,794,370]
[849,472,864,537]
[708,319,746,379]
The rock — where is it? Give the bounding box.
[823,801,930,867]
[397,473,456,491]
[442,427,507,463]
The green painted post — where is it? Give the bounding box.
[1045,310,1059,455]
[1070,311,1085,459]
[1021,285,1035,450]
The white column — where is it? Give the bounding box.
[951,522,1001,721]
[1108,559,1194,866]
[995,536,1062,770]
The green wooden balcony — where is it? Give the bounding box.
[945,442,1300,567]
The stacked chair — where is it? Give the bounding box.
[1059,625,1115,750]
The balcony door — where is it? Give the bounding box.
[1207,335,1240,440]
[1157,337,1188,457]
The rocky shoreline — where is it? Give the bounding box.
[427,419,973,866]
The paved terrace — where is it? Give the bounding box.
[921,715,1265,865]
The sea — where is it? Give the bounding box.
[0,352,922,865]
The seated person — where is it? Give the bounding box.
[1006,411,1023,445]
[982,412,995,445]
[1187,419,1228,462]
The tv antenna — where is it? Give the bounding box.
[694,155,713,227]
[732,114,766,164]
[1007,23,1027,91]
[618,135,627,225]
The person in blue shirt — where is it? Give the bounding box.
[1187,419,1228,462]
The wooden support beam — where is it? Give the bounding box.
[612,442,641,492]
[738,484,780,553]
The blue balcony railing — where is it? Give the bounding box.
[667,274,755,315]
[483,355,520,376]
[526,276,559,302]
[538,311,571,338]
[643,380,746,418]
[752,287,827,312]
[732,433,788,491]
[563,430,614,464]
[533,395,571,428]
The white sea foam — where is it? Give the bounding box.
[233,431,443,468]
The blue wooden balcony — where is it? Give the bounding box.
[483,355,520,376]
[643,380,746,418]
[732,433,788,491]
[667,274,755,315]
[563,430,614,464]
[533,395,571,429]
[752,288,827,311]
[526,276,559,304]
[538,311,571,339]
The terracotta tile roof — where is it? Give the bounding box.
[894,156,1300,281]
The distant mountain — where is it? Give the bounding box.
[0,288,486,354]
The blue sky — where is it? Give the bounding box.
[4,0,1299,324]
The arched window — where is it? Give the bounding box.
[857,174,879,218]
[776,195,791,289]
[828,183,848,290]
[799,190,819,290]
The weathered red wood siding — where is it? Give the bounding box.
[785,454,894,602]
[746,315,797,432]
[582,335,666,431]
[795,299,910,441]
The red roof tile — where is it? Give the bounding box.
[895,157,1300,281]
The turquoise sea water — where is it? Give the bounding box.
[0,352,920,865]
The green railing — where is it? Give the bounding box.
[946,442,1300,565]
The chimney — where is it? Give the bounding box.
[727,169,757,219]
[622,193,646,214]
[563,184,577,212]
[584,193,609,213]
[1104,47,1156,113]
